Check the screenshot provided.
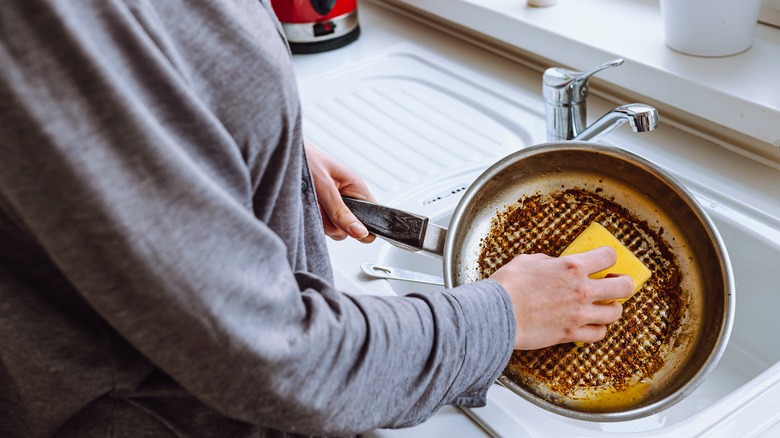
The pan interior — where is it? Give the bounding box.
[445,144,728,420]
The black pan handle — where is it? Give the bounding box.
[342,196,428,252]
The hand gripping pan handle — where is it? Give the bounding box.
[342,196,447,257]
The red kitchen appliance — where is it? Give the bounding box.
[270,0,360,54]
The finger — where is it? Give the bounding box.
[569,324,609,344]
[313,176,370,241]
[590,274,635,302]
[323,197,370,240]
[568,246,618,274]
[319,205,348,241]
[333,203,369,239]
[332,187,377,244]
[582,301,624,326]
[326,202,375,244]
[340,182,377,204]
[357,233,376,244]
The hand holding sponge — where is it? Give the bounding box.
[560,222,652,303]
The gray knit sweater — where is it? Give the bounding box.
[0,0,515,436]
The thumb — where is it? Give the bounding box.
[319,187,370,240]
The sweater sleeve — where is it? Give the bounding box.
[0,0,515,435]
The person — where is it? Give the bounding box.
[0,1,633,437]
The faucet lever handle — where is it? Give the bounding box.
[573,58,624,84]
[543,58,624,104]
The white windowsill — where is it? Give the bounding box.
[372,0,780,163]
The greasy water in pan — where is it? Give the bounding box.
[478,188,686,411]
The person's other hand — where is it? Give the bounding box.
[490,246,634,350]
[304,140,377,243]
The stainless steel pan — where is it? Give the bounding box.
[344,142,734,421]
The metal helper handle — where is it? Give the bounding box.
[360,263,444,286]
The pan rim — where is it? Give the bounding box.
[443,141,735,421]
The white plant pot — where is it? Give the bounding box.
[659,0,763,57]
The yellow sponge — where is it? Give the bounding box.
[560,222,651,304]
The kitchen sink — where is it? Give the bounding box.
[296,42,780,436]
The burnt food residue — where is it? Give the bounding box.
[478,189,684,404]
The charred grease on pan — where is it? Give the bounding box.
[479,188,684,411]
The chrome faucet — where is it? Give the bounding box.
[543,58,659,142]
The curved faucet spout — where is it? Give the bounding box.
[573,104,659,142]
[543,59,661,142]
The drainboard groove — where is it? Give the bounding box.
[317,98,432,177]
[370,87,481,161]
[399,87,505,148]
[303,112,400,193]
[329,93,446,173]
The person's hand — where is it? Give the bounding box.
[304,140,377,243]
[490,246,634,350]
